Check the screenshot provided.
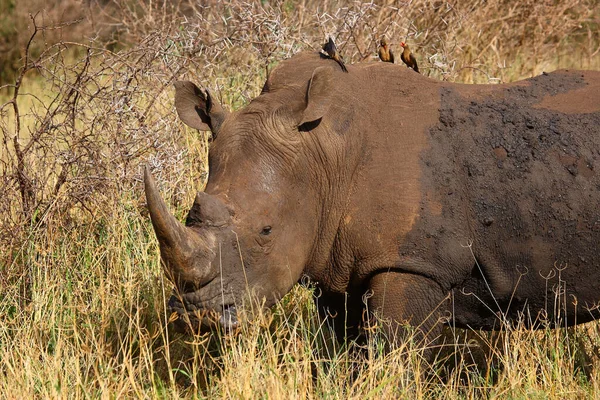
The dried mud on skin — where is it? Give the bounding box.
[421,72,600,328]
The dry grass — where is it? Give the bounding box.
[1,0,600,398]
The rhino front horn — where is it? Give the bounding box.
[144,166,217,288]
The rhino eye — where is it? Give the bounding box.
[260,226,272,236]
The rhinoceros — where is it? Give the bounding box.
[145,51,600,349]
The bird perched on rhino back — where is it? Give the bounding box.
[400,42,419,73]
[378,37,394,63]
[322,37,348,73]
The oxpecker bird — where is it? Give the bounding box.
[322,37,348,73]
[378,37,394,63]
[400,42,419,73]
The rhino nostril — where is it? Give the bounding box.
[176,267,219,292]
[178,281,197,293]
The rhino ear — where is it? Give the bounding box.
[174,81,229,137]
[299,67,335,127]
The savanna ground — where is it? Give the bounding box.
[1,0,600,398]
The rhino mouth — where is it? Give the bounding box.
[168,292,239,333]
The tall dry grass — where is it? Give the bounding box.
[1,0,599,398]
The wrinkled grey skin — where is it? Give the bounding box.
[146,51,600,352]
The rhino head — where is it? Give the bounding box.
[145,58,358,331]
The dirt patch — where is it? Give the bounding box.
[420,70,600,328]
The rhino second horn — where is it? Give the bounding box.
[144,166,216,288]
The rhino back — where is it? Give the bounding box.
[267,56,600,329]
[422,70,600,328]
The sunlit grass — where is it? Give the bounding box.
[1,0,599,397]
[2,209,600,398]
[2,189,600,397]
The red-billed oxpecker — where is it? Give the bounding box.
[378,37,394,63]
[400,42,419,73]
[322,37,348,73]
